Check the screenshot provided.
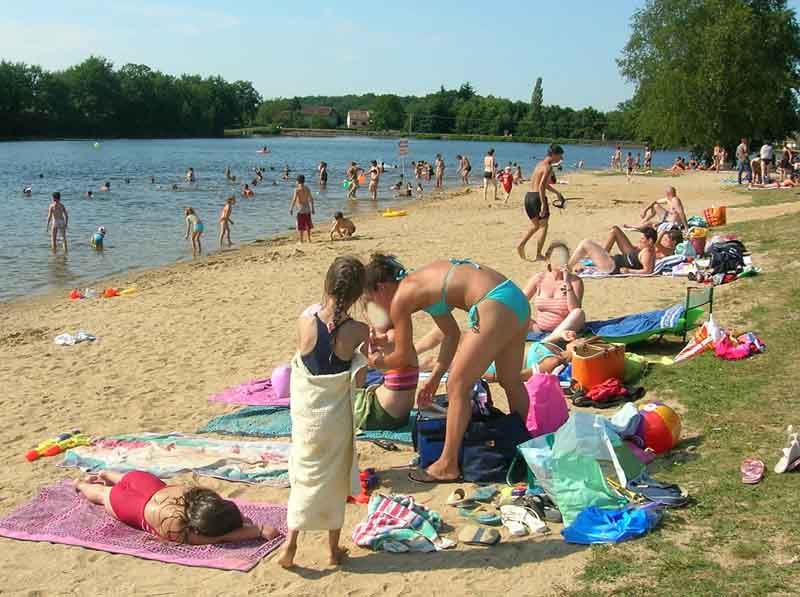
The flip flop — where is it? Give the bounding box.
[499,504,549,535]
[446,488,477,508]
[458,525,500,546]
[469,485,498,503]
[740,458,765,484]
[368,439,398,451]
[458,506,502,526]
[408,469,463,484]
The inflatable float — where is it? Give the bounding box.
[256,149,271,154]
[382,209,407,218]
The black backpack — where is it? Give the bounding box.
[709,240,746,274]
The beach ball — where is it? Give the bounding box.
[271,364,291,401]
[93,142,100,149]
[358,175,366,185]
[636,402,681,454]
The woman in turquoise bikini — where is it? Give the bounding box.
[363,254,530,483]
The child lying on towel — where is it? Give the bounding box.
[74,470,279,544]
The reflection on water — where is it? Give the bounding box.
[0,137,683,301]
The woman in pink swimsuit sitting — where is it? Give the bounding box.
[523,242,585,343]
[74,470,279,544]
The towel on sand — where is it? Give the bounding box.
[0,481,286,571]
[287,349,364,530]
[585,305,685,339]
[199,406,414,444]
[578,255,686,278]
[60,433,290,487]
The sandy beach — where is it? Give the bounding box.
[0,169,784,596]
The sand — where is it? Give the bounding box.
[0,169,777,596]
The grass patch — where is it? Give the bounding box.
[571,212,800,595]
[723,185,800,208]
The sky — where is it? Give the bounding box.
[1,0,799,111]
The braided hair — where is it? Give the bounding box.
[364,253,406,292]
[324,256,366,337]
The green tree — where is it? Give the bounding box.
[618,0,800,149]
[371,94,406,130]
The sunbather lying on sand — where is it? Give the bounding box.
[568,227,659,275]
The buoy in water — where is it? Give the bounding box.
[93,142,100,149]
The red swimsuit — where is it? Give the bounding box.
[109,471,166,534]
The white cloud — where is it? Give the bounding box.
[0,22,100,69]
[117,2,240,35]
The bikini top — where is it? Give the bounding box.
[417,259,481,317]
[300,314,352,376]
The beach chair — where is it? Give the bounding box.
[681,286,714,343]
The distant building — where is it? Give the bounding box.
[347,110,371,129]
[300,106,339,128]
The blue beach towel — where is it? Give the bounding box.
[199,406,415,445]
[585,305,685,339]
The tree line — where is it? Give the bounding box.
[254,81,637,142]
[0,56,262,138]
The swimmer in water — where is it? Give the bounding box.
[150,176,156,184]
[330,211,356,240]
[86,190,94,199]
[242,184,254,198]
[219,196,235,247]
[125,178,130,184]
[186,167,196,183]
[184,207,204,255]
[100,181,111,192]
[91,226,106,250]
[46,192,68,253]
[23,187,32,197]
[172,184,179,191]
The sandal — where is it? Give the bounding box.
[458,525,500,546]
[458,506,502,526]
[407,469,463,484]
[446,488,477,508]
[740,458,765,484]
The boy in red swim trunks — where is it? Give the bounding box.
[74,470,279,544]
[289,174,315,243]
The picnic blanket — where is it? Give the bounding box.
[199,406,415,445]
[209,369,387,406]
[578,255,687,278]
[61,433,290,487]
[0,481,286,571]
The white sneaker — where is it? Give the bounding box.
[774,425,800,474]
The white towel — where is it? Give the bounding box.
[287,348,365,530]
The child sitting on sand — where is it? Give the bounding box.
[74,470,279,544]
[280,256,369,569]
[184,207,204,255]
[329,211,356,240]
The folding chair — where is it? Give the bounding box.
[682,286,714,343]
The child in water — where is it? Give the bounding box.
[280,256,369,569]
[219,196,235,247]
[329,211,356,240]
[91,226,106,250]
[184,207,204,255]
[74,470,279,544]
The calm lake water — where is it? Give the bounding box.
[0,137,682,301]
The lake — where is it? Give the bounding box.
[0,136,682,301]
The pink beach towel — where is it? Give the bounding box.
[209,378,289,407]
[0,481,287,571]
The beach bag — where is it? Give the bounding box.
[525,374,568,437]
[709,240,746,275]
[703,206,727,227]
[571,338,625,391]
[413,407,530,483]
[562,505,662,545]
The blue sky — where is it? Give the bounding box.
[1,0,798,111]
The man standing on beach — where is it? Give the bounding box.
[46,192,68,253]
[289,175,315,243]
[736,138,751,184]
[434,154,445,189]
[483,148,497,201]
[517,145,565,261]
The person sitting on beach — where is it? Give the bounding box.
[362,254,530,483]
[568,226,659,275]
[627,186,687,234]
[186,168,196,183]
[184,207,204,255]
[669,157,687,175]
[99,181,111,192]
[390,178,403,192]
[499,166,514,203]
[241,184,254,199]
[289,174,314,243]
[219,196,235,247]
[280,257,369,569]
[330,211,356,240]
[518,144,565,261]
[91,226,106,250]
[46,192,68,253]
[74,470,278,544]
[523,242,586,342]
